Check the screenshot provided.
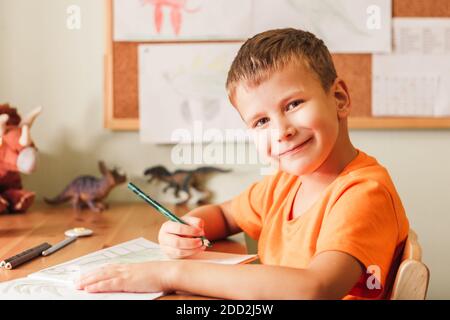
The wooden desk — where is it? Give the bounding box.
[0,202,248,299]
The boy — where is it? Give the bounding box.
[76,29,409,299]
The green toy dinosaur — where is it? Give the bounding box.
[143,165,231,205]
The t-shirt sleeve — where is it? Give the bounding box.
[230,173,278,240]
[315,179,400,291]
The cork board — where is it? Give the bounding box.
[104,0,450,130]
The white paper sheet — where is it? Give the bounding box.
[0,278,163,300]
[138,43,246,144]
[28,238,167,284]
[393,18,450,55]
[0,238,256,300]
[114,0,252,41]
[114,0,391,53]
[252,0,392,53]
[372,18,450,117]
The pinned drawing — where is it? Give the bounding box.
[113,0,391,51]
[140,0,202,35]
[162,64,224,125]
[252,0,392,53]
[138,43,245,143]
[114,0,251,40]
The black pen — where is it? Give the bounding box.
[3,243,51,270]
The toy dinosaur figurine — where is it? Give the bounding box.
[0,103,42,214]
[44,161,127,213]
[143,165,231,205]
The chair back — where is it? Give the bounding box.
[390,230,430,300]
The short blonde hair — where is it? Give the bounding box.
[226,28,337,104]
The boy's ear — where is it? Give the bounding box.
[331,78,351,119]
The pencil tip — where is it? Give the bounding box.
[203,239,212,248]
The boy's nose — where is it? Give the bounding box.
[275,124,297,143]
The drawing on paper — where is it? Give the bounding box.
[178,99,221,124]
[140,0,202,35]
[160,52,231,124]
[114,0,251,41]
[139,43,245,143]
[0,238,256,300]
[0,278,163,300]
[28,238,170,284]
[114,0,390,51]
[286,0,369,38]
[0,279,66,298]
[252,0,391,53]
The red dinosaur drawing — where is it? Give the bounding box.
[140,0,201,35]
[0,104,42,214]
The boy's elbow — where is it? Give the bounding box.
[294,281,327,300]
[293,276,345,300]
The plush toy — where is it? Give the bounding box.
[0,103,42,214]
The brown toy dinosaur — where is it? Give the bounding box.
[44,161,127,212]
[143,165,231,205]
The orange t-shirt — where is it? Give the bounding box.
[231,150,409,299]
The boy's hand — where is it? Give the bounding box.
[158,216,206,259]
[75,262,172,294]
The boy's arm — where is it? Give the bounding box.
[168,250,363,299]
[184,200,242,241]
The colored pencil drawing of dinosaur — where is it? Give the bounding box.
[140,0,202,35]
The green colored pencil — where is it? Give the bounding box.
[128,182,212,248]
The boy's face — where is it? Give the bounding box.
[233,61,348,176]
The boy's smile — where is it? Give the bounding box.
[277,135,314,157]
[234,61,345,176]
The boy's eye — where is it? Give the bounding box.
[253,117,269,128]
[285,99,304,111]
